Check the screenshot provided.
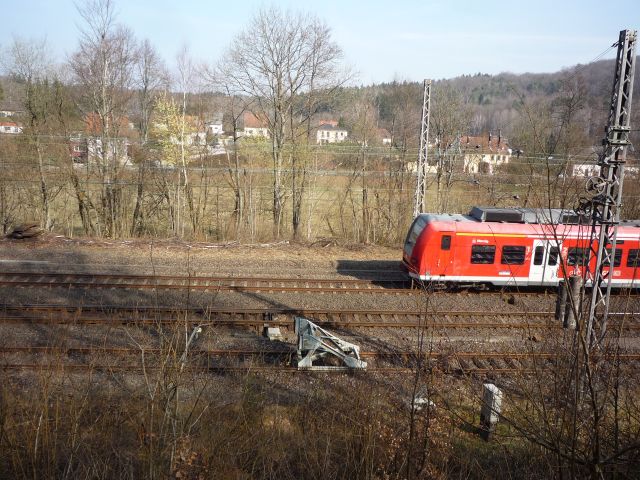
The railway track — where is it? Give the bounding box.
[3,347,639,375]
[0,304,637,330]
[5,346,639,359]
[0,271,413,294]
[2,271,637,297]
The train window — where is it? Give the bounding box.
[501,245,525,265]
[628,249,640,268]
[603,248,622,267]
[567,248,590,266]
[548,247,559,266]
[471,245,496,264]
[441,235,451,250]
[533,246,544,265]
[403,216,428,257]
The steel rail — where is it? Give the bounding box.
[2,271,636,296]
[2,363,529,374]
[0,271,411,292]
[4,346,639,361]
[0,304,637,329]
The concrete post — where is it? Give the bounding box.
[555,282,567,323]
[564,274,582,330]
[480,383,503,441]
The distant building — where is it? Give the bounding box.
[206,113,224,136]
[68,135,131,166]
[316,122,348,144]
[242,112,270,138]
[84,113,138,139]
[0,100,24,118]
[0,121,22,134]
[377,128,392,146]
[0,110,22,118]
[461,133,511,174]
[69,134,87,162]
[571,163,599,178]
[572,153,639,178]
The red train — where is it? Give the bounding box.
[402,207,640,288]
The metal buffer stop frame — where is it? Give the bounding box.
[294,316,367,370]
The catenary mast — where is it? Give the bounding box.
[413,79,432,217]
[581,29,637,345]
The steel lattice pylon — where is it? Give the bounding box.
[413,79,432,217]
[583,29,637,344]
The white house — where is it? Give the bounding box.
[573,162,639,178]
[316,122,348,144]
[70,135,130,166]
[461,133,511,174]
[378,128,392,146]
[242,112,270,138]
[0,121,23,134]
[206,113,224,136]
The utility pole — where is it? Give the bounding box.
[413,79,432,217]
[582,29,636,345]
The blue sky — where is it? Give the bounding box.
[1,0,637,84]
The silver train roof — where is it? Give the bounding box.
[416,207,640,226]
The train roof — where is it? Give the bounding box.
[414,207,640,235]
[417,207,640,225]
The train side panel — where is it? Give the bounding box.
[403,215,640,287]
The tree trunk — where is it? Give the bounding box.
[131,159,146,236]
[35,140,52,231]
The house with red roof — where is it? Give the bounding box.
[316,121,348,144]
[242,112,270,138]
[461,132,511,174]
[0,121,23,135]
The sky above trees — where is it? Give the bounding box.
[1,0,638,84]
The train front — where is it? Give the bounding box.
[402,214,431,278]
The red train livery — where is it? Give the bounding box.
[403,207,640,288]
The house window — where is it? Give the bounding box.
[627,249,640,268]
[500,245,525,265]
[567,248,589,266]
[533,246,544,265]
[471,245,495,264]
[441,235,451,251]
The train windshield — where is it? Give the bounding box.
[404,216,428,257]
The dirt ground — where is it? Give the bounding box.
[0,234,401,277]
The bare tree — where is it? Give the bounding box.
[220,6,348,238]
[69,0,138,237]
[202,62,253,239]
[130,39,168,236]
[4,37,67,231]
[174,44,196,237]
[430,83,471,213]
[137,39,168,144]
[347,89,378,243]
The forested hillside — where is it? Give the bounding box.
[356,56,640,151]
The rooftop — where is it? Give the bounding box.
[318,123,347,132]
[461,133,510,153]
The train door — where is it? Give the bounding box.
[437,232,454,276]
[529,240,561,285]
